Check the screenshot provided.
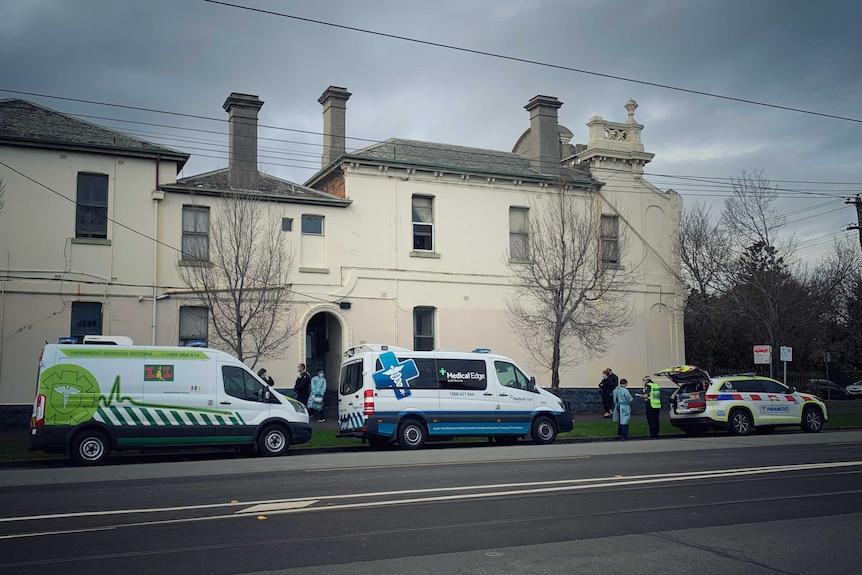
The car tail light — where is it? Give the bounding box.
[688,399,706,409]
[704,394,719,401]
[32,394,46,428]
[363,389,375,415]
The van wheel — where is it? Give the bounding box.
[258,425,290,456]
[801,407,824,433]
[397,419,427,450]
[728,409,753,436]
[70,429,110,466]
[531,416,557,444]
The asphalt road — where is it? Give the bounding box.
[2,430,861,574]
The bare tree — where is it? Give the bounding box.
[177,192,296,368]
[721,168,786,251]
[677,201,731,295]
[506,184,636,390]
[678,170,860,372]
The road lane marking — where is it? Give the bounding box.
[309,455,591,472]
[2,460,861,532]
[238,501,318,513]
[4,487,862,558]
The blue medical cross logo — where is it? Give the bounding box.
[372,351,419,399]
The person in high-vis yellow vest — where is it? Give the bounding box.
[641,376,662,438]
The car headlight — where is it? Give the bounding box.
[290,400,306,414]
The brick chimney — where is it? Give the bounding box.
[524,95,563,174]
[223,93,264,190]
[319,86,351,167]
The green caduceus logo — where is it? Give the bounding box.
[39,365,102,425]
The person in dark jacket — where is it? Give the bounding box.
[257,368,275,387]
[599,368,619,418]
[294,363,311,406]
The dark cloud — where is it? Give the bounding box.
[2,0,860,259]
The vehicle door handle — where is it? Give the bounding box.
[499,393,509,397]
[483,393,493,396]
[220,401,232,405]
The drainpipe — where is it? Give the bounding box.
[152,155,163,345]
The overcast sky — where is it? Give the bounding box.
[3,0,861,262]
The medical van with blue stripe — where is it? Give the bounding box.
[337,344,574,449]
[29,338,311,465]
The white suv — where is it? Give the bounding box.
[659,366,828,436]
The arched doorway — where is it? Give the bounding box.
[304,310,344,392]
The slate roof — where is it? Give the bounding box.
[339,138,597,184]
[164,168,350,205]
[0,99,189,169]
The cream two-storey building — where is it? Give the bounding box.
[0,89,683,416]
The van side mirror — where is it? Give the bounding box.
[528,377,537,392]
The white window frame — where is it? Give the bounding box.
[509,206,529,262]
[412,195,434,251]
[302,214,324,235]
[182,205,210,262]
[75,172,109,239]
[601,214,620,265]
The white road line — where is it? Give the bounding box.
[237,501,318,514]
[309,454,591,472]
[2,460,861,527]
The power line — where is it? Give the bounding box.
[201,0,862,124]
[0,159,339,306]
[6,89,862,204]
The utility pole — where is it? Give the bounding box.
[848,195,862,250]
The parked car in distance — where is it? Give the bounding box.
[660,366,827,436]
[805,379,854,400]
[845,380,862,399]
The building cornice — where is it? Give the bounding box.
[0,136,190,171]
[159,183,352,207]
[306,153,600,190]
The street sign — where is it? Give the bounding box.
[780,346,792,362]
[753,345,772,365]
[824,352,831,363]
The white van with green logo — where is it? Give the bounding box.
[29,342,311,465]
[337,345,574,449]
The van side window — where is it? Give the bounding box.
[372,357,439,389]
[339,361,364,395]
[436,359,487,390]
[222,366,265,401]
[494,361,530,391]
[735,380,764,393]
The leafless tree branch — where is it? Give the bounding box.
[506,183,636,390]
[177,192,296,368]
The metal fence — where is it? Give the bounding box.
[711,367,860,388]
